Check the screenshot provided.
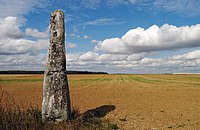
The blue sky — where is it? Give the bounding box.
[1,0,200,73]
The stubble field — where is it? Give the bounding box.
[0,74,200,129]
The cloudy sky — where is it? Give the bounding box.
[1,0,200,73]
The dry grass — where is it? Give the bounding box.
[0,103,109,130]
[0,76,118,130]
[1,74,200,129]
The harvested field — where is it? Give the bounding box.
[0,74,200,129]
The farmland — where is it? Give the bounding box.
[1,74,200,129]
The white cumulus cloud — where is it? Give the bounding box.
[0,17,24,39]
[95,24,200,54]
[172,50,200,60]
[0,38,48,55]
[79,51,99,61]
[25,28,48,39]
[0,53,47,70]
[95,38,126,53]
[0,16,48,55]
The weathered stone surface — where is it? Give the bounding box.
[42,10,71,121]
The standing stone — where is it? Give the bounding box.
[42,10,71,121]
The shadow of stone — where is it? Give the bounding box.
[82,105,116,122]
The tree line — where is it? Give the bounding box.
[0,70,108,74]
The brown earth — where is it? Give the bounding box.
[0,74,200,129]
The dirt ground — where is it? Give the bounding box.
[1,74,200,129]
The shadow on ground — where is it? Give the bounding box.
[82,105,116,121]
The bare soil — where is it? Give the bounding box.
[1,74,200,129]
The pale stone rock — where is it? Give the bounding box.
[42,10,71,121]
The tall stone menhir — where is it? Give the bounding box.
[42,10,71,121]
